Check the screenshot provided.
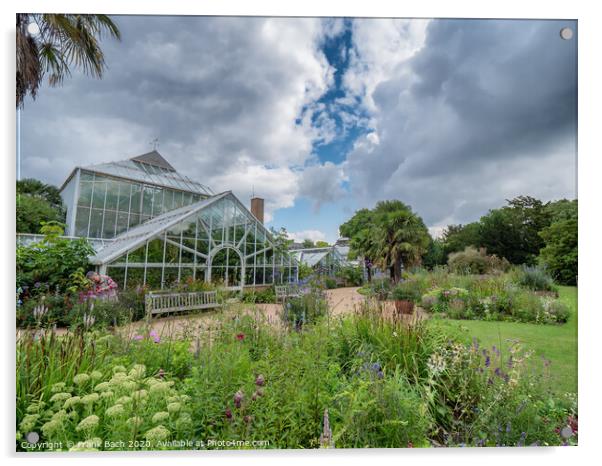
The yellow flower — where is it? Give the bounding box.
[73,373,90,385]
[145,425,170,444]
[19,414,39,432]
[129,364,146,379]
[41,419,62,437]
[106,404,125,418]
[76,414,99,432]
[82,393,100,405]
[127,416,143,428]
[132,389,148,401]
[116,396,132,405]
[51,382,67,393]
[151,411,169,424]
[49,392,71,404]
[63,396,82,410]
[167,402,181,414]
[94,382,111,392]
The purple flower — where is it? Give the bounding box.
[494,367,502,377]
[255,375,265,386]
[485,356,491,367]
[225,408,232,419]
[233,390,244,408]
[132,334,144,341]
[150,330,161,344]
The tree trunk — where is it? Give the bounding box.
[393,257,402,283]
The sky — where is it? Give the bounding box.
[18,17,577,243]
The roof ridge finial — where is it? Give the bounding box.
[150,137,159,151]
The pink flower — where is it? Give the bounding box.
[225,408,232,419]
[133,334,144,341]
[236,333,245,341]
[255,374,265,386]
[150,330,161,344]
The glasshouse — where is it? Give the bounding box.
[59,150,214,239]
[291,246,347,276]
[58,151,298,290]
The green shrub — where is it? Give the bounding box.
[367,278,392,301]
[16,300,576,450]
[448,247,489,274]
[336,266,364,286]
[282,290,328,328]
[515,265,557,292]
[332,372,431,447]
[17,360,193,451]
[323,277,338,289]
[16,222,95,294]
[241,287,276,304]
[390,282,421,302]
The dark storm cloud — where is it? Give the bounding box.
[346,19,577,230]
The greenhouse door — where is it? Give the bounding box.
[208,246,244,289]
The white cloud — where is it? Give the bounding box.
[343,19,430,113]
[287,229,327,243]
[344,19,577,228]
[20,16,338,221]
[207,162,300,223]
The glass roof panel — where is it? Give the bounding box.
[80,159,214,196]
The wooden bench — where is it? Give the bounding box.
[274,285,301,302]
[145,291,221,319]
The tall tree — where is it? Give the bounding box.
[17,178,64,211]
[371,201,430,283]
[302,239,315,248]
[16,178,65,234]
[442,222,481,257]
[479,196,552,265]
[17,14,120,107]
[339,208,376,280]
[539,217,578,285]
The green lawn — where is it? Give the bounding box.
[430,286,577,394]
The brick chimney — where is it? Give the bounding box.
[250,197,264,223]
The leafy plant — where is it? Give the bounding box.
[515,265,557,292]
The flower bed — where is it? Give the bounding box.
[17,297,577,450]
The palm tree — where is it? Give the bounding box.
[16,14,121,107]
[372,201,430,283]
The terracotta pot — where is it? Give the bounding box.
[394,300,414,315]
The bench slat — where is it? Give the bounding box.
[145,290,221,319]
